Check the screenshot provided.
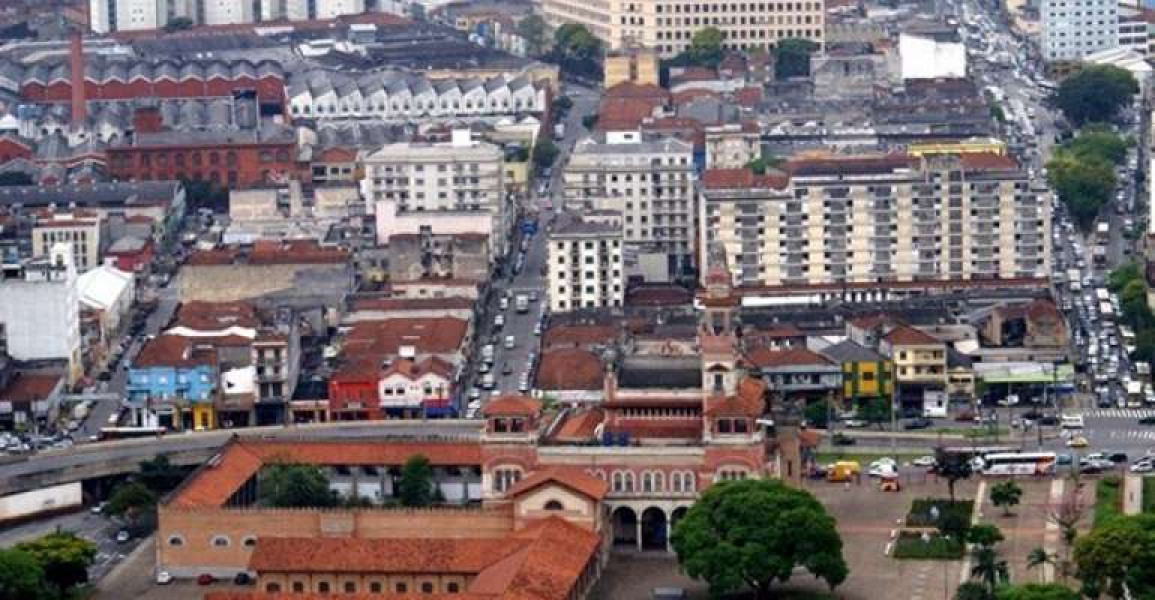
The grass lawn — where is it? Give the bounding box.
[1144,477,1155,514]
[906,498,975,527]
[1094,476,1123,527]
[892,531,966,560]
[814,451,925,465]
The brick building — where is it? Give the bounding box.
[107,125,301,188]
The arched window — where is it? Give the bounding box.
[611,471,624,492]
[653,472,665,492]
[493,467,522,492]
[641,472,654,493]
[210,535,230,547]
[682,471,696,492]
[544,500,564,510]
[623,472,635,493]
[167,535,184,546]
[242,536,257,548]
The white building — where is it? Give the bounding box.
[32,211,103,273]
[364,130,510,259]
[1083,46,1153,90]
[562,131,696,282]
[898,30,967,80]
[89,0,166,33]
[202,0,255,25]
[548,213,624,312]
[0,245,81,383]
[378,357,453,414]
[1042,0,1119,61]
[77,264,134,338]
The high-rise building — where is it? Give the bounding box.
[89,0,166,33]
[542,0,825,57]
[699,153,1051,288]
[202,0,255,25]
[548,213,625,312]
[1041,0,1119,61]
[562,131,696,281]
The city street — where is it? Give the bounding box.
[0,508,142,583]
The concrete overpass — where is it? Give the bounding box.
[0,420,481,497]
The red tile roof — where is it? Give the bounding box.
[536,348,602,391]
[132,335,216,368]
[351,296,474,312]
[172,300,260,330]
[249,537,523,574]
[958,152,1018,171]
[604,82,670,100]
[785,153,919,177]
[883,324,942,346]
[482,395,541,417]
[344,317,468,356]
[0,372,62,403]
[506,467,609,501]
[700,168,789,190]
[734,86,762,107]
[703,377,765,417]
[169,440,482,508]
[746,347,833,368]
[381,356,454,381]
[541,324,616,349]
[550,408,604,441]
[248,240,349,265]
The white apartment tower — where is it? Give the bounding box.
[548,213,625,312]
[563,131,696,282]
[1041,0,1119,61]
[89,0,166,33]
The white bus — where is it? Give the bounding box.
[978,452,1057,476]
[1060,414,1085,429]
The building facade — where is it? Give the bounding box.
[699,153,1051,288]
[541,0,825,56]
[1041,0,1119,61]
[548,214,625,312]
[563,131,696,281]
[0,245,81,382]
[32,211,103,272]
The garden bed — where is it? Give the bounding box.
[892,531,965,560]
[906,498,975,527]
[1094,475,1122,527]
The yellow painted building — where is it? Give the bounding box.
[604,49,660,88]
[190,404,215,431]
[907,137,1007,158]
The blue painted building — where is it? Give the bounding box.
[126,335,217,430]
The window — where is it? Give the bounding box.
[211,535,230,547]
[344,582,356,593]
[242,536,257,548]
[318,582,330,593]
[422,582,435,593]
[292,582,305,592]
[396,583,408,593]
[448,582,460,593]
[544,499,564,510]
[265,583,281,592]
[370,582,383,593]
[167,535,184,546]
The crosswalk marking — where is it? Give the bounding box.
[1084,409,1155,419]
[1106,429,1155,441]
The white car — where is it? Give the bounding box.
[842,419,867,428]
[1130,461,1154,474]
[911,456,937,468]
[867,464,897,478]
[155,571,173,585]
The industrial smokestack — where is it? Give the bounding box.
[69,31,86,129]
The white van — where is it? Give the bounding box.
[1060,414,1085,429]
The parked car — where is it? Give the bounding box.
[196,574,215,586]
[904,417,932,430]
[233,573,253,585]
[155,571,173,585]
[832,433,856,446]
[115,530,130,543]
[911,456,936,467]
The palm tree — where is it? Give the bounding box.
[971,545,1009,597]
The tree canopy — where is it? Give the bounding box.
[934,450,973,502]
[258,463,337,508]
[0,547,47,600]
[516,15,550,57]
[1053,65,1138,127]
[16,532,96,597]
[137,455,187,493]
[1046,151,1115,233]
[671,479,848,599]
[532,139,560,171]
[686,27,724,67]
[398,454,435,507]
[1108,262,1155,360]
[1074,513,1155,598]
[552,24,602,79]
[994,584,1081,600]
[990,481,1023,517]
[105,481,158,520]
[774,38,818,80]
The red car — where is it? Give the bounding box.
[196,574,215,586]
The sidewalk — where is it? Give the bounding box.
[1124,474,1143,516]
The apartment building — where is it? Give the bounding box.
[31,211,103,272]
[563,131,696,281]
[698,153,1051,288]
[89,0,165,33]
[1041,0,1119,61]
[542,0,825,56]
[0,245,82,383]
[548,213,625,312]
[89,0,369,32]
[364,131,510,260]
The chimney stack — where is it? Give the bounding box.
[69,31,86,129]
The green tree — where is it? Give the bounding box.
[956,582,990,600]
[969,524,1006,548]
[0,547,47,600]
[1062,127,1130,165]
[532,139,560,171]
[1053,65,1138,126]
[1074,513,1155,598]
[104,481,157,520]
[686,27,724,67]
[552,24,602,78]
[258,464,337,508]
[1026,547,1056,573]
[803,399,830,428]
[671,479,848,599]
[990,481,1024,517]
[397,454,435,507]
[137,455,186,493]
[995,583,1081,600]
[1046,153,1115,232]
[774,38,818,80]
[16,532,96,598]
[938,511,971,542]
[581,114,598,129]
[934,450,973,502]
[860,398,893,430]
[970,524,1009,598]
[1108,261,1143,292]
[516,15,550,56]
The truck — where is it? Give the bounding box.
[515,294,529,313]
[0,482,83,525]
[481,344,495,364]
[553,122,565,140]
[1096,221,1110,240]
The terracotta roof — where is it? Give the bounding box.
[550,408,604,441]
[249,537,523,574]
[672,89,721,104]
[169,440,482,508]
[625,284,693,307]
[132,335,216,368]
[207,594,476,600]
[248,240,349,265]
[506,467,609,501]
[746,347,833,368]
[597,97,661,130]
[603,82,670,100]
[536,348,602,391]
[0,372,62,403]
[541,324,616,349]
[848,313,904,330]
[883,324,942,346]
[700,168,789,190]
[482,395,541,417]
[185,248,237,265]
[172,300,260,330]
[958,152,1018,171]
[381,356,454,381]
[703,377,765,417]
[344,317,468,356]
[671,66,718,82]
[1026,298,1062,320]
[734,86,762,107]
[785,153,919,177]
[315,146,358,162]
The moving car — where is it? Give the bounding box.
[1066,435,1089,448]
[911,456,936,468]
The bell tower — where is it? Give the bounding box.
[699,248,738,397]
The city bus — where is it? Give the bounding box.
[976,452,1057,476]
[98,427,167,441]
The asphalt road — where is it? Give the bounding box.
[0,509,141,583]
